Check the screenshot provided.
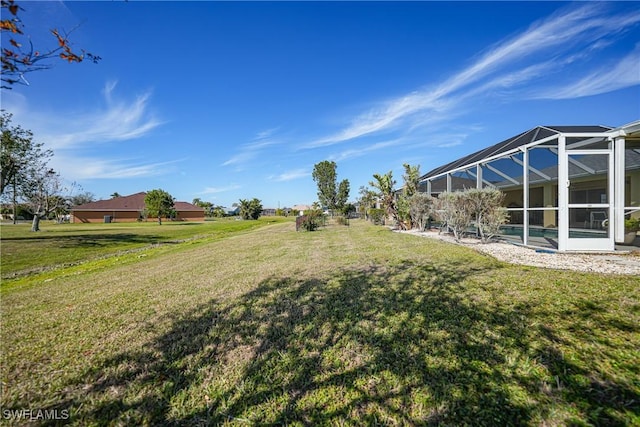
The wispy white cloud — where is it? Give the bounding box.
[3,82,171,181]
[221,127,284,168]
[199,184,242,194]
[306,3,640,147]
[330,139,402,162]
[51,155,183,180]
[3,81,163,150]
[38,81,163,149]
[268,169,309,182]
[221,151,257,167]
[436,140,464,149]
[533,44,640,99]
[255,127,280,140]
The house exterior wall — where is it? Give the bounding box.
[73,211,141,223]
[175,211,205,222]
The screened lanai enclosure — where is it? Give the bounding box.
[420,121,640,252]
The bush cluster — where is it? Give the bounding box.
[335,216,349,226]
[298,209,324,231]
[435,188,507,242]
[365,188,506,243]
[367,208,385,225]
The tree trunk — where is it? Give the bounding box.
[12,176,17,225]
[31,214,41,232]
[158,216,162,225]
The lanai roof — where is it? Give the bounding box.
[420,125,613,181]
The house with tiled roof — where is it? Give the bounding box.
[71,192,205,223]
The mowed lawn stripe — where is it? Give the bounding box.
[0,218,284,281]
[1,220,638,426]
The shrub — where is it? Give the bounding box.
[300,216,318,231]
[335,216,349,226]
[409,193,434,231]
[463,188,508,243]
[396,195,410,228]
[368,208,385,225]
[625,217,640,232]
[297,209,324,231]
[435,192,472,241]
[434,188,507,243]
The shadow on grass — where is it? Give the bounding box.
[1,233,165,247]
[53,260,638,426]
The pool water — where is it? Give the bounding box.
[499,226,607,239]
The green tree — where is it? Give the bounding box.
[211,206,226,218]
[336,179,350,214]
[397,195,410,229]
[192,198,213,216]
[1,111,52,196]
[370,171,405,230]
[110,192,121,198]
[312,160,338,213]
[1,111,53,224]
[22,168,64,231]
[340,202,356,218]
[357,185,377,220]
[144,189,175,225]
[398,163,421,228]
[238,198,263,220]
[402,163,421,197]
[69,191,95,207]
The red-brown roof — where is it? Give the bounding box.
[72,192,204,213]
[173,201,206,212]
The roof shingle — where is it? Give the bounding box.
[72,192,203,212]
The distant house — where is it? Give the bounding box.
[292,204,312,213]
[223,206,239,216]
[71,192,205,223]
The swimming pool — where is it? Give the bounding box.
[499,226,607,239]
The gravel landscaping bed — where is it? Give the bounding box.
[398,229,640,275]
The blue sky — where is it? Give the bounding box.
[3,1,640,208]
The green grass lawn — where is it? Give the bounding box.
[0,218,287,280]
[1,219,638,426]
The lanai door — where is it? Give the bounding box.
[561,142,614,251]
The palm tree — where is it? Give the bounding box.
[238,199,251,220]
[402,163,421,197]
[370,171,405,230]
[238,198,263,220]
[110,192,121,198]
